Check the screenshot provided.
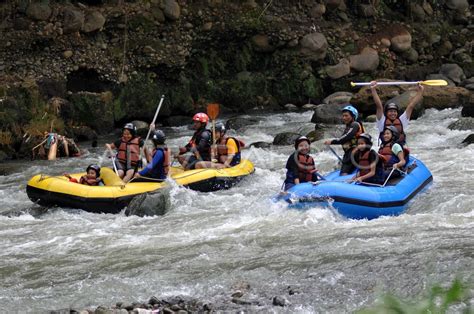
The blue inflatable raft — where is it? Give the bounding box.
[275,157,433,220]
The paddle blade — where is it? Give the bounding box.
[420,79,448,86]
[207,103,220,120]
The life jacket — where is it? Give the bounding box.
[216,136,244,164]
[117,136,141,167]
[378,142,400,168]
[151,147,171,177]
[357,149,384,180]
[79,175,103,186]
[297,153,316,182]
[188,128,211,161]
[342,121,365,151]
[381,118,406,144]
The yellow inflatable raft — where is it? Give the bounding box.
[26,159,255,214]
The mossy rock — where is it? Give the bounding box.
[67,92,114,134]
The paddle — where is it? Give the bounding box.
[141,95,165,165]
[207,103,220,162]
[326,145,343,163]
[350,79,447,87]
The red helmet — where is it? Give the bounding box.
[192,113,209,124]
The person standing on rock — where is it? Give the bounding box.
[370,81,424,146]
[323,105,365,175]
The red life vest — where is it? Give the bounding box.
[152,147,171,176]
[297,153,316,182]
[117,137,141,167]
[384,118,405,143]
[216,137,244,157]
[79,175,103,186]
[378,142,394,165]
[358,150,372,177]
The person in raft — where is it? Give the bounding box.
[370,80,424,145]
[378,125,407,179]
[283,136,318,191]
[323,105,365,175]
[350,133,384,184]
[195,122,244,169]
[64,164,104,186]
[176,113,212,170]
[105,123,149,183]
[133,130,170,182]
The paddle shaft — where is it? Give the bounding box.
[144,95,165,144]
[327,145,343,163]
[351,79,447,87]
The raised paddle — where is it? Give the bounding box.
[141,95,165,165]
[350,79,448,87]
[207,103,220,162]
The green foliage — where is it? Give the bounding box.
[357,278,471,314]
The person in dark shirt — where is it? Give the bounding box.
[283,136,318,191]
[350,133,384,184]
[177,113,212,170]
[134,130,170,182]
[323,105,365,175]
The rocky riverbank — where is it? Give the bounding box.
[1,0,474,160]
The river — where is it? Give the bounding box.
[0,108,473,312]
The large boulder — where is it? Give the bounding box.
[273,132,301,146]
[225,116,261,130]
[326,58,350,79]
[461,93,474,117]
[62,7,84,34]
[445,0,469,11]
[439,63,466,84]
[390,28,412,52]
[311,103,346,124]
[448,117,474,130]
[462,134,474,145]
[349,47,379,73]
[323,91,353,106]
[82,11,105,33]
[26,2,52,21]
[300,32,328,61]
[422,86,471,110]
[164,0,181,21]
[251,34,274,52]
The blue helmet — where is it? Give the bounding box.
[342,105,358,120]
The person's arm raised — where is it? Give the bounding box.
[370,81,384,120]
[404,84,424,120]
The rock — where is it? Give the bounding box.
[302,104,318,110]
[462,134,474,145]
[164,115,190,126]
[225,116,261,130]
[82,11,105,33]
[439,63,466,84]
[349,47,379,73]
[202,22,212,31]
[273,132,301,145]
[284,103,298,111]
[461,96,474,117]
[310,4,326,18]
[272,296,288,307]
[383,90,424,119]
[448,117,474,130]
[390,28,412,52]
[445,0,469,11]
[300,32,328,61]
[461,77,474,88]
[305,130,324,142]
[62,7,84,34]
[164,0,181,21]
[365,114,377,122]
[69,125,98,141]
[326,58,350,79]
[251,34,274,52]
[324,0,344,11]
[125,188,170,217]
[94,305,114,314]
[0,150,8,162]
[409,3,426,21]
[416,86,471,110]
[249,141,272,149]
[26,2,52,21]
[323,91,353,106]
[63,50,73,59]
[311,103,345,124]
[426,73,455,86]
[358,4,376,17]
[231,290,244,298]
[131,120,149,137]
[401,47,419,63]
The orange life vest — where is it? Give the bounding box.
[378,142,394,165]
[357,150,372,177]
[216,137,244,157]
[384,118,405,143]
[79,175,103,186]
[297,153,316,182]
[117,137,141,167]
